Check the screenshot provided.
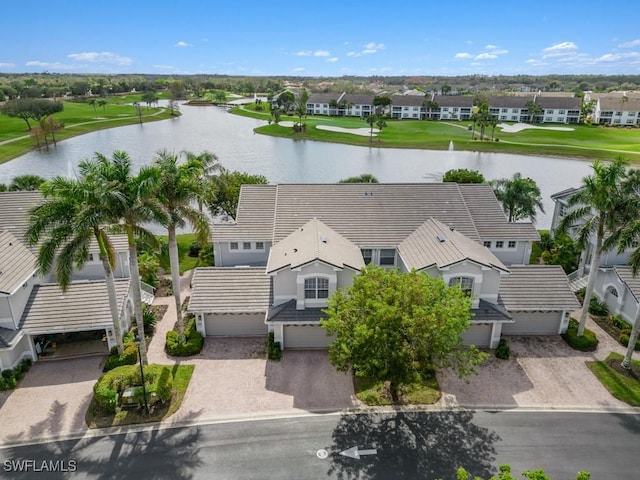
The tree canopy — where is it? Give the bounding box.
[0,98,63,130]
[443,169,485,184]
[455,464,590,480]
[338,173,379,184]
[322,266,487,402]
[491,173,544,223]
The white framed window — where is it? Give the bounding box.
[379,249,396,266]
[255,242,265,251]
[230,242,238,250]
[361,249,373,264]
[449,277,474,296]
[242,242,252,250]
[508,241,517,249]
[483,241,491,248]
[495,241,504,249]
[304,277,329,299]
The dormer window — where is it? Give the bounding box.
[304,277,329,299]
[449,277,474,296]
[379,249,396,266]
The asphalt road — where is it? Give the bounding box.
[1,410,638,479]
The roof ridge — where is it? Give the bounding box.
[454,183,482,241]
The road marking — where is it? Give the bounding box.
[339,446,377,460]
[316,449,329,459]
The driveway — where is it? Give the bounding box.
[0,355,102,445]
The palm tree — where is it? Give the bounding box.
[88,98,97,118]
[9,174,45,191]
[80,151,166,364]
[152,150,211,342]
[182,150,221,212]
[97,99,108,115]
[25,176,125,353]
[491,173,544,223]
[557,157,631,337]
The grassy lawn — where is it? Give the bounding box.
[354,375,441,406]
[86,364,195,428]
[0,96,177,164]
[232,105,640,161]
[156,233,207,274]
[586,352,640,406]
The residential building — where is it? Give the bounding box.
[390,94,425,119]
[488,96,532,123]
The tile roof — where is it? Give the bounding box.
[535,96,582,110]
[613,266,640,302]
[342,93,375,105]
[472,299,513,323]
[0,327,22,349]
[213,185,277,241]
[188,267,272,313]
[307,93,343,104]
[398,218,508,272]
[433,95,474,107]
[598,96,640,112]
[489,96,534,108]
[0,191,43,242]
[19,279,130,334]
[499,265,580,311]
[0,231,37,294]
[266,299,326,323]
[267,218,365,273]
[392,94,425,107]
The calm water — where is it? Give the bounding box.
[0,102,594,229]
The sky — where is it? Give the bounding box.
[1,0,639,77]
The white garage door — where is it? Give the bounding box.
[461,323,492,347]
[503,312,561,335]
[283,325,334,349]
[204,312,266,336]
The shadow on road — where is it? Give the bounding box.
[328,409,499,479]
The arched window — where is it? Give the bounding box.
[449,277,474,296]
[607,286,619,298]
[304,277,329,299]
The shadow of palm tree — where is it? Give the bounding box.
[327,410,499,479]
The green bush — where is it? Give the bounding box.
[575,287,586,304]
[611,315,631,330]
[165,318,204,356]
[155,367,173,402]
[588,296,608,316]
[142,305,158,337]
[562,318,599,352]
[0,377,6,391]
[267,331,282,361]
[619,332,640,351]
[188,241,202,258]
[122,330,135,344]
[495,338,510,360]
[103,342,138,372]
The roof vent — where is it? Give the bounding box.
[437,233,447,243]
[449,226,455,232]
[320,234,328,244]
[293,248,298,253]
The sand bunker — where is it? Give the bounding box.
[498,122,574,133]
[316,125,379,136]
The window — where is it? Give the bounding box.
[243,242,252,250]
[379,249,396,266]
[304,277,329,299]
[495,241,504,249]
[512,108,518,113]
[508,240,517,249]
[501,108,508,113]
[449,277,474,296]
[230,242,238,250]
[559,109,565,114]
[608,287,619,298]
[559,204,568,217]
[483,241,491,248]
[255,242,264,250]
[361,249,373,264]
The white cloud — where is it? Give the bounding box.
[326,57,338,63]
[542,41,577,58]
[296,50,330,57]
[292,67,305,72]
[174,41,192,48]
[347,51,358,57]
[67,51,133,65]
[154,65,174,70]
[595,52,640,62]
[26,60,75,69]
[526,58,545,65]
[475,53,497,60]
[348,42,386,57]
[485,44,498,49]
[362,49,377,55]
[313,50,330,57]
[454,52,473,59]
[619,39,640,48]
[364,42,385,50]
[491,49,509,55]
[0,62,15,68]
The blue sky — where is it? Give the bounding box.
[1,0,639,77]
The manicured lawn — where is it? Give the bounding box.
[156,233,208,274]
[85,364,195,428]
[0,96,177,164]
[354,375,441,406]
[233,105,640,161]
[587,352,640,406]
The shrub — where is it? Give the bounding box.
[575,287,586,304]
[198,245,214,266]
[0,377,6,391]
[188,241,202,258]
[165,318,204,356]
[267,331,282,361]
[562,318,598,352]
[495,338,510,360]
[142,305,158,337]
[154,367,173,402]
[103,342,138,372]
[611,315,631,330]
[122,330,135,344]
[588,296,608,316]
[619,333,640,351]
[94,364,171,413]
[1,369,14,381]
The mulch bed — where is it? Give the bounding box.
[604,355,640,381]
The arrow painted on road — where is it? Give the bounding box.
[339,446,378,460]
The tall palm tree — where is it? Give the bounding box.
[182,150,221,212]
[491,173,544,223]
[80,151,165,364]
[25,176,125,353]
[152,151,211,342]
[557,157,631,337]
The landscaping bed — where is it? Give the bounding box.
[590,314,640,351]
[587,352,640,406]
[354,375,441,406]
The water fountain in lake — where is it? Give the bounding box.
[448,141,454,151]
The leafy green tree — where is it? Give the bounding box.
[88,98,97,117]
[142,91,158,108]
[580,100,596,124]
[443,169,485,184]
[137,251,160,287]
[422,99,439,119]
[539,233,581,273]
[525,99,542,124]
[26,176,125,353]
[276,91,295,112]
[151,151,210,342]
[0,98,63,130]
[557,157,632,337]
[80,151,166,364]
[97,99,108,115]
[322,266,487,403]
[373,95,392,115]
[8,174,45,191]
[338,174,379,183]
[454,464,590,480]
[491,173,544,223]
[207,169,268,220]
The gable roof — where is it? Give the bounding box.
[188,267,272,313]
[213,184,277,241]
[535,96,582,110]
[19,279,130,334]
[392,94,425,107]
[499,265,580,311]
[489,96,533,108]
[267,218,364,273]
[613,266,640,302]
[342,93,375,105]
[0,230,37,295]
[398,217,508,272]
[432,95,473,107]
[307,93,343,104]
[0,191,43,242]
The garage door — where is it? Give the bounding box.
[502,312,561,335]
[461,323,492,347]
[283,325,334,349]
[204,312,266,336]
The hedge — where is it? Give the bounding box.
[103,342,138,372]
[165,318,204,356]
[562,318,598,352]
